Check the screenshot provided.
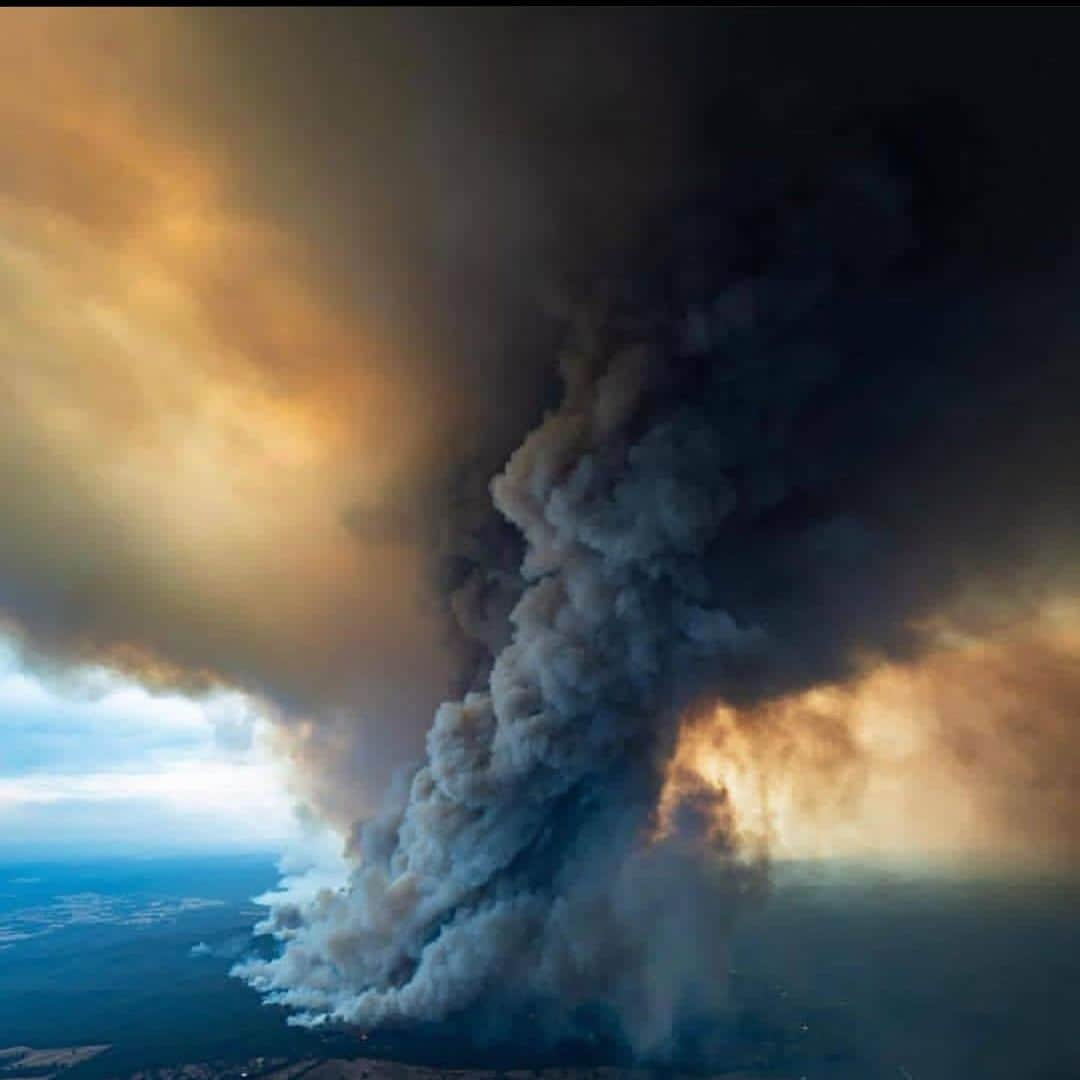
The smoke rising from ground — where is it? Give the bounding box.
[238,130,1080,1050]
[1,8,1080,1055]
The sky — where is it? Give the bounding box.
[1,6,1080,1048]
[0,631,301,857]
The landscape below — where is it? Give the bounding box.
[1,856,1077,1080]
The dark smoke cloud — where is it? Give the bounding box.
[237,73,1080,1048]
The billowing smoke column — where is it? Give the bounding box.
[238,325,771,1048]
[238,148,1080,1050]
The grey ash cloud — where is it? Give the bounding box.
[238,65,1080,1047]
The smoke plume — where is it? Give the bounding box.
[2,8,1080,1055]
[237,125,1080,1051]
